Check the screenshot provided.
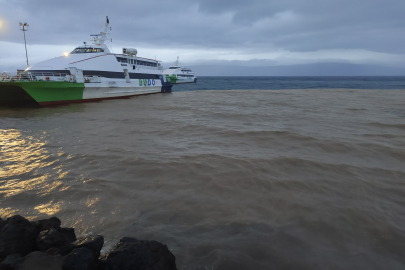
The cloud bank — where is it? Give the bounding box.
[0,0,404,74]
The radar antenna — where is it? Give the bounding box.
[174,56,179,67]
[90,16,111,45]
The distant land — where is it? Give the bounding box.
[1,62,405,77]
[185,63,405,76]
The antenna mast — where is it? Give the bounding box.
[19,22,30,68]
[90,16,111,45]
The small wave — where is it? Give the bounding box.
[347,108,368,111]
[368,122,405,130]
[362,133,402,139]
[216,129,318,143]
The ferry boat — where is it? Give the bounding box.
[0,17,173,107]
[162,57,197,84]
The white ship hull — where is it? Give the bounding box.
[83,82,162,99]
[173,77,197,84]
[0,17,174,107]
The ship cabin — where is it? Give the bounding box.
[115,56,161,70]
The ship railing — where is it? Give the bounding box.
[83,75,101,83]
[0,72,103,83]
[1,72,35,81]
[33,72,70,82]
[0,72,69,82]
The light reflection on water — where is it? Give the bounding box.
[34,201,62,215]
[0,129,66,217]
[1,129,51,177]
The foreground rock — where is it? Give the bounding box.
[15,251,63,270]
[32,217,61,232]
[0,215,39,259]
[0,215,177,270]
[98,237,177,270]
[1,253,21,269]
[37,229,75,255]
[73,235,104,260]
[63,248,95,270]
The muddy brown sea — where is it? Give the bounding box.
[1,88,405,269]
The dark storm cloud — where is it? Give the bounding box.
[1,0,405,54]
[196,0,405,53]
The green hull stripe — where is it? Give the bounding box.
[0,81,85,103]
[165,75,177,84]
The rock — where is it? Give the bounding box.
[120,237,138,243]
[15,251,63,270]
[0,215,39,259]
[101,237,177,270]
[0,264,13,270]
[59,228,77,243]
[73,235,104,260]
[0,253,22,269]
[0,215,178,270]
[62,247,95,270]
[33,217,61,232]
[94,260,107,270]
[0,220,8,231]
[36,229,74,255]
[0,263,14,270]
[46,248,61,256]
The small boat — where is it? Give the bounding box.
[0,17,173,107]
[162,57,197,84]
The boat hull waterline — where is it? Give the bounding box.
[0,80,165,107]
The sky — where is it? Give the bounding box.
[0,0,405,74]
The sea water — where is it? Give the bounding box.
[1,77,405,270]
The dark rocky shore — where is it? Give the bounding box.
[0,215,177,270]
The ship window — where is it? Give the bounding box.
[71,47,104,54]
[126,60,157,67]
[116,57,127,63]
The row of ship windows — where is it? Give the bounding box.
[71,48,104,53]
[169,67,191,72]
[116,57,158,67]
[177,75,194,78]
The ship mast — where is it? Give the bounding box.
[90,16,111,46]
[19,22,30,68]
